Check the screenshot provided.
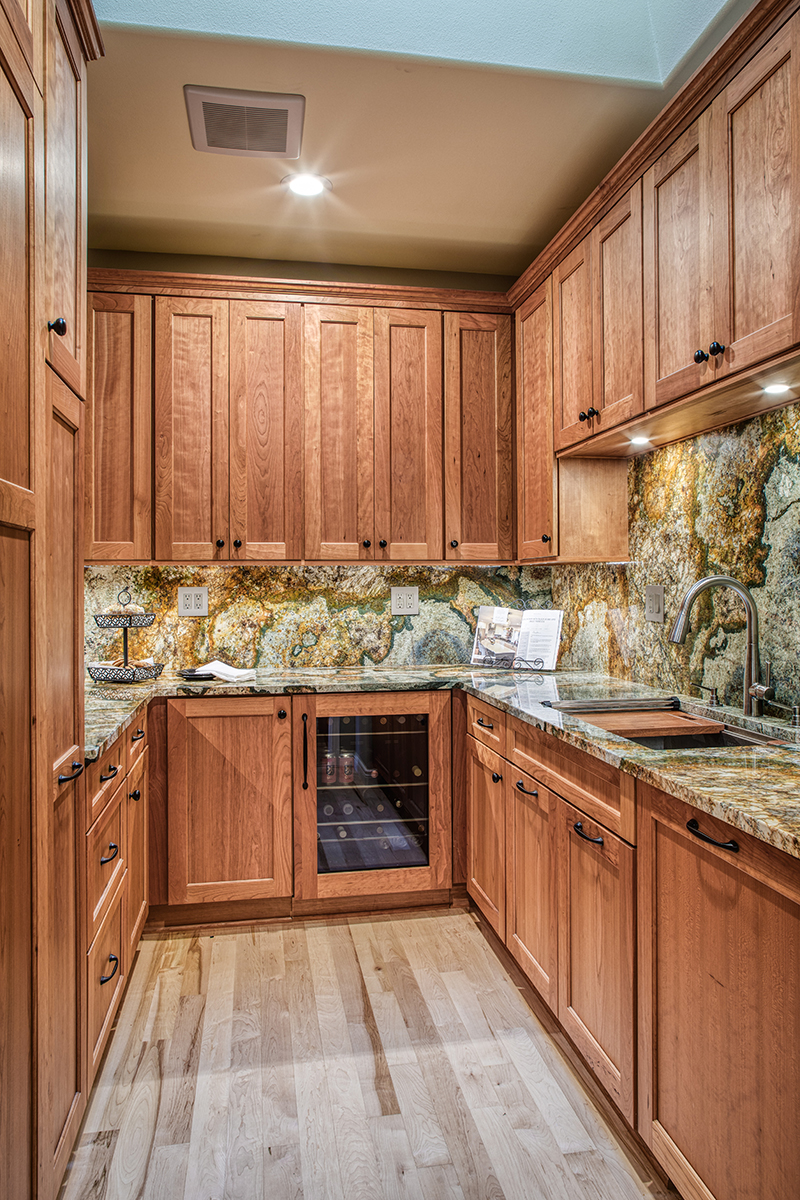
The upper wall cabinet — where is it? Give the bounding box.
[444,312,513,560]
[516,279,556,559]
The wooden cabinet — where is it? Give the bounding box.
[444,312,513,560]
[553,237,593,450]
[506,770,558,1012]
[465,738,506,939]
[124,746,149,960]
[638,783,800,1200]
[86,292,152,559]
[167,697,293,904]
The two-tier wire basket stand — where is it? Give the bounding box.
[87,588,165,683]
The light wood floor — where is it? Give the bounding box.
[60,909,673,1200]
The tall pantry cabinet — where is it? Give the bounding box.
[0,2,102,1198]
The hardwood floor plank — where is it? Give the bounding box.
[471,1105,557,1200]
[180,934,214,997]
[261,965,300,1144]
[59,1129,118,1200]
[440,971,508,1068]
[141,1144,190,1200]
[230,928,264,1072]
[223,1068,265,1199]
[104,1042,164,1199]
[492,1028,594,1156]
[389,1062,452,1169]
[417,1163,467,1200]
[370,1114,427,1200]
[152,993,205,1147]
[263,1142,304,1199]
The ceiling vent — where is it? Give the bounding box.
[183,85,305,158]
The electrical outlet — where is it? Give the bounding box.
[391,586,419,616]
[178,586,208,617]
[645,584,665,623]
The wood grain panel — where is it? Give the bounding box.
[87,881,125,1076]
[516,279,557,560]
[556,458,629,563]
[465,694,506,756]
[229,300,302,560]
[154,296,229,560]
[85,731,125,831]
[443,312,512,560]
[303,305,373,561]
[85,781,126,944]
[591,181,644,429]
[465,738,506,939]
[86,293,152,560]
[146,698,168,906]
[553,238,593,450]
[374,308,443,561]
[125,747,149,959]
[506,771,558,1011]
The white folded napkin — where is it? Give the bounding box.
[197,660,256,682]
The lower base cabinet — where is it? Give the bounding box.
[125,747,149,960]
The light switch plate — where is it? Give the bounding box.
[178,586,208,617]
[391,586,419,615]
[645,584,665,623]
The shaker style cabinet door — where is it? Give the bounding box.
[516,278,557,559]
[444,312,513,560]
[465,737,506,939]
[373,308,443,561]
[303,305,374,561]
[506,770,558,1012]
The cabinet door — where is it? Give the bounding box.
[86,292,152,560]
[444,312,512,560]
[374,308,442,561]
[45,0,87,398]
[465,737,506,939]
[553,237,593,449]
[304,304,374,560]
[506,771,558,1010]
[643,117,717,409]
[591,180,644,429]
[0,0,41,84]
[516,279,557,559]
[124,746,149,960]
[711,14,800,379]
[229,300,303,560]
[167,698,293,904]
[638,785,800,1200]
[154,296,229,560]
[557,799,635,1124]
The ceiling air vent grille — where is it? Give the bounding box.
[184,85,305,158]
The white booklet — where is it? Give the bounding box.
[471,606,564,671]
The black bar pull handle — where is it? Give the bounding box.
[58,760,84,784]
[574,821,604,846]
[516,780,539,796]
[131,729,145,742]
[100,954,119,985]
[476,717,493,730]
[100,842,119,865]
[686,818,739,853]
[302,713,309,789]
[100,764,119,783]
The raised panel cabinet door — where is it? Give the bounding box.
[591,180,644,429]
[557,799,635,1124]
[0,0,39,83]
[516,279,557,559]
[154,296,230,560]
[374,308,443,561]
[643,116,717,409]
[229,300,303,560]
[303,304,374,560]
[444,312,512,560]
[711,14,800,379]
[86,292,152,560]
[638,785,800,1200]
[553,237,594,449]
[505,771,558,1010]
[465,737,506,939]
[167,698,293,904]
[124,746,149,960]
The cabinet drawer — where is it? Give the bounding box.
[126,708,147,769]
[87,883,125,1077]
[466,695,506,756]
[507,715,635,842]
[85,734,126,829]
[86,782,126,943]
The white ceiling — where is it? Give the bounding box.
[87,1,753,284]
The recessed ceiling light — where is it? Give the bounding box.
[630,436,650,445]
[764,383,792,395]
[282,173,331,196]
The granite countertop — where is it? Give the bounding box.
[84,665,800,863]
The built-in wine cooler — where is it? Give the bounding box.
[293,692,451,900]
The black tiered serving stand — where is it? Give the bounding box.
[88,588,165,683]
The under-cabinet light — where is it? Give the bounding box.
[764,383,792,395]
[630,436,650,445]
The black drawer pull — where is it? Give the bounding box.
[491,771,502,783]
[515,780,539,797]
[574,821,603,846]
[58,760,84,784]
[476,717,493,730]
[686,818,739,853]
[100,954,119,985]
[100,842,119,865]
[100,764,119,783]
[302,713,309,789]
[131,729,145,742]
[129,789,141,802]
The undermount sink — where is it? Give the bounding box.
[542,697,790,750]
[626,725,786,750]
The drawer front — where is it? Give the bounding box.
[86,783,126,943]
[126,708,148,769]
[87,885,125,1077]
[507,715,635,842]
[86,734,126,829]
[466,695,506,756]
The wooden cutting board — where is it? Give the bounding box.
[575,710,725,739]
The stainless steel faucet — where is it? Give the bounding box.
[668,575,766,717]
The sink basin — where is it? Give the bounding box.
[542,698,790,750]
[627,726,787,750]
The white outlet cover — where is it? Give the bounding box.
[391,586,419,615]
[178,586,209,617]
[645,584,665,623]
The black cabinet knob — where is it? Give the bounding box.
[233,539,242,549]
[129,788,141,802]
[48,317,67,336]
[379,539,387,548]
[541,534,551,543]
[709,341,725,357]
[277,709,287,719]
[216,538,225,548]
[450,539,459,548]
[491,771,502,783]
[363,539,371,548]
[694,348,709,363]
[579,410,589,421]
[587,407,599,418]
